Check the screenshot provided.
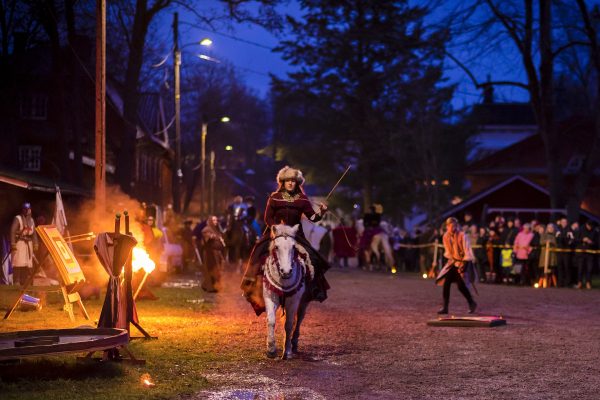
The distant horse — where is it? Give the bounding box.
[225,219,254,272]
[356,219,395,271]
[263,224,313,359]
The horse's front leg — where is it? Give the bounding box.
[282,292,302,360]
[264,291,278,358]
[292,299,308,354]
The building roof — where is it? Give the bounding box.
[470,102,536,126]
[437,175,599,223]
[0,166,91,196]
[467,119,600,176]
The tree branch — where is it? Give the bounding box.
[445,50,530,90]
[484,0,525,54]
[552,40,590,59]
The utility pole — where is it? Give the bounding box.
[172,12,182,213]
[209,150,215,215]
[95,0,106,211]
[201,117,207,217]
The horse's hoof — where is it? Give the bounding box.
[291,344,298,354]
[281,352,293,360]
[266,350,277,359]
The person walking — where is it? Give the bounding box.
[436,217,477,315]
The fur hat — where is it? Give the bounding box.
[276,166,305,185]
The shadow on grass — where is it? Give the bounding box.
[0,358,123,382]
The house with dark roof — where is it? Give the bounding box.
[467,101,537,162]
[462,118,600,219]
[0,37,174,227]
[437,175,600,226]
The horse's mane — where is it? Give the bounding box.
[268,224,298,250]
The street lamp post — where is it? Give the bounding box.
[200,116,230,217]
[210,150,215,215]
[201,119,207,216]
[170,32,211,213]
[173,12,182,213]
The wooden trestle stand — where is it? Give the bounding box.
[4,226,90,322]
[80,211,155,365]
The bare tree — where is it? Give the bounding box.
[445,0,599,218]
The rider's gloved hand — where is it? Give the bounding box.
[319,203,328,214]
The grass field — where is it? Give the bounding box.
[0,285,222,400]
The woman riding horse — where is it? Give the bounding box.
[241,166,330,315]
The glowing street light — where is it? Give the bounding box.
[198,54,220,63]
[225,145,233,151]
[200,38,212,46]
[221,116,230,123]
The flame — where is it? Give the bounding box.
[422,273,428,279]
[141,373,155,387]
[391,267,397,274]
[534,283,540,289]
[132,247,156,274]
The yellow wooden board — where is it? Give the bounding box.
[36,225,86,293]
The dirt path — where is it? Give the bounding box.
[183,268,600,399]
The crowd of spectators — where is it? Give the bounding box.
[443,213,600,289]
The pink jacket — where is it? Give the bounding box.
[513,231,534,260]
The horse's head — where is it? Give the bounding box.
[270,224,299,279]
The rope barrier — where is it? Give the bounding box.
[389,241,600,254]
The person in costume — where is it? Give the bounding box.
[201,215,226,292]
[241,166,329,315]
[10,203,38,285]
[436,217,478,314]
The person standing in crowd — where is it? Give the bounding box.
[200,215,226,292]
[574,220,597,289]
[488,228,503,283]
[513,223,534,285]
[475,227,489,282]
[555,217,571,287]
[539,223,558,284]
[436,217,477,315]
[178,219,195,271]
[10,203,38,285]
[332,218,357,268]
[502,218,519,247]
[244,196,257,224]
[529,223,543,283]
[568,221,580,286]
[463,212,473,229]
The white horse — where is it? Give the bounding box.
[263,224,313,359]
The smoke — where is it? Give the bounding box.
[68,185,147,286]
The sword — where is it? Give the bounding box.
[325,165,352,201]
[192,236,203,266]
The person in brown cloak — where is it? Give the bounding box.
[436,217,478,314]
[201,215,225,292]
[241,166,330,316]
